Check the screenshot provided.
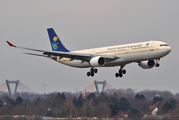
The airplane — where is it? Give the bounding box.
[6,28,171,78]
[151,107,158,115]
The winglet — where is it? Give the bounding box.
[6,41,15,47]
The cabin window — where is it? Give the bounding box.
[160,44,168,47]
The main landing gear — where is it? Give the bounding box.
[115,66,126,78]
[87,68,98,77]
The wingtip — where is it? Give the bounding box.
[6,41,15,47]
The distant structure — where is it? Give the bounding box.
[94,81,106,94]
[75,81,115,98]
[43,83,48,95]
[6,80,19,99]
[0,80,40,99]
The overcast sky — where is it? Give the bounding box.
[1,1,179,94]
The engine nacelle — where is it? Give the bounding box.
[90,56,106,67]
[139,60,156,69]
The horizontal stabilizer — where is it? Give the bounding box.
[24,53,48,57]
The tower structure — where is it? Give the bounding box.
[0,80,39,100]
[94,81,106,94]
[6,80,19,99]
[75,80,115,98]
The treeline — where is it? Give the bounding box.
[0,89,179,119]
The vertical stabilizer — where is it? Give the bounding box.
[47,28,70,52]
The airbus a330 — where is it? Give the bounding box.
[7,28,171,78]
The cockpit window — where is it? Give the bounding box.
[160,44,169,47]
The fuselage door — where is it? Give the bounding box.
[125,47,130,54]
[150,42,155,51]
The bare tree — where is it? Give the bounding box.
[124,88,135,99]
[93,102,111,118]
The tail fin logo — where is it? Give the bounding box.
[52,36,58,50]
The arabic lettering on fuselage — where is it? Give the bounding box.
[108,44,142,51]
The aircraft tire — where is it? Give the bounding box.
[115,73,119,77]
[87,72,91,76]
[123,69,126,74]
[91,72,94,77]
[119,73,123,77]
[94,69,98,73]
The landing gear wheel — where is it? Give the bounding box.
[123,69,126,74]
[91,72,94,77]
[119,73,123,77]
[94,69,98,73]
[115,73,119,77]
[87,72,91,77]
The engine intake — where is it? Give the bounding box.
[139,60,155,69]
[90,56,105,67]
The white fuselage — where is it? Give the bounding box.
[50,41,171,68]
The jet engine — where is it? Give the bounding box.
[139,60,156,69]
[90,56,106,67]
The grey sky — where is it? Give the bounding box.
[1,1,179,94]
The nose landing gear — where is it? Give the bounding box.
[87,68,98,77]
[115,66,126,78]
[155,59,160,67]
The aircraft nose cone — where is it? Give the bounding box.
[166,46,171,54]
[168,46,171,52]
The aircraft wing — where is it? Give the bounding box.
[6,41,119,62]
